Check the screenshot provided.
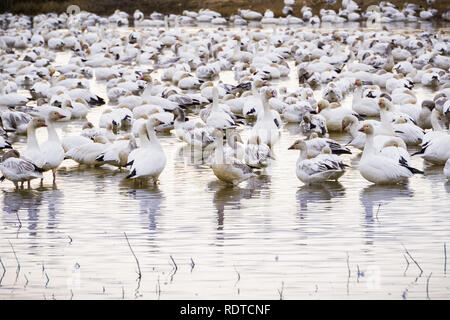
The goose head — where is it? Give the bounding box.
[382,139,401,149]
[378,97,393,112]
[28,118,47,129]
[342,115,358,131]
[358,123,375,135]
[93,136,109,144]
[172,107,186,122]
[47,110,66,121]
[82,122,94,130]
[393,117,408,124]
[260,86,276,101]
[2,149,20,162]
[321,146,332,154]
[317,100,330,112]
[288,139,307,152]
[421,100,435,111]
[146,117,164,130]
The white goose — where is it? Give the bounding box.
[206,87,236,130]
[412,133,450,165]
[358,123,423,184]
[40,110,67,183]
[64,136,110,166]
[288,140,348,184]
[249,87,280,149]
[96,134,137,169]
[126,118,166,183]
[21,118,47,168]
[244,135,273,169]
[210,130,255,185]
[0,150,44,189]
[62,135,93,153]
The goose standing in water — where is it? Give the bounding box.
[21,118,47,168]
[0,150,44,189]
[288,140,348,184]
[358,123,423,184]
[126,118,167,184]
[41,110,66,183]
[244,135,273,169]
[211,130,255,185]
[95,134,137,169]
[249,87,280,149]
[205,87,237,130]
[64,136,110,166]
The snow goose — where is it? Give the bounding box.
[282,101,316,123]
[352,81,380,117]
[126,118,166,183]
[210,130,255,185]
[40,110,66,183]
[244,135,272,169]
[21,118,47,168]
[341,115,408,157]
[172,107,210,146]
[391,116,425,146]
[205,87,236,130]
[304,133,351,158]
[80,122,116,142]
[0,91,28,107]
[412,133,450,165]
[358,123,423,184]
[0,150,44,189]
[288,140,348,184]
[64,136,110,166]
[417,100,435,130]
[0,109,31,134]
[249,87,280,149]
[300,113,328,138]
[318,99,362,132]
[95,134,137,169]
[62,135,93,153]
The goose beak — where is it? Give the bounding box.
[288,143,296,150]
[358,126,365,132]
[58,114,66,119]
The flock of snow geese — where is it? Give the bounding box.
[0,1,449,190]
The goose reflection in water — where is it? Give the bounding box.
[209,174,271,233]
[296,182,346,212]
[445,182,450,194]
[360,184,414,220]
[38,185,64,232]
[120,181,164,232]
[2,189,42,237]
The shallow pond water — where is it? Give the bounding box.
[0,23,449,300]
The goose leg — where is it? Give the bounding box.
[52,169,56,183]
[27,180,31,188]
[14,182,19,189]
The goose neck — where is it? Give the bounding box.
[27,125,40,149]
[46,119,60,143]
